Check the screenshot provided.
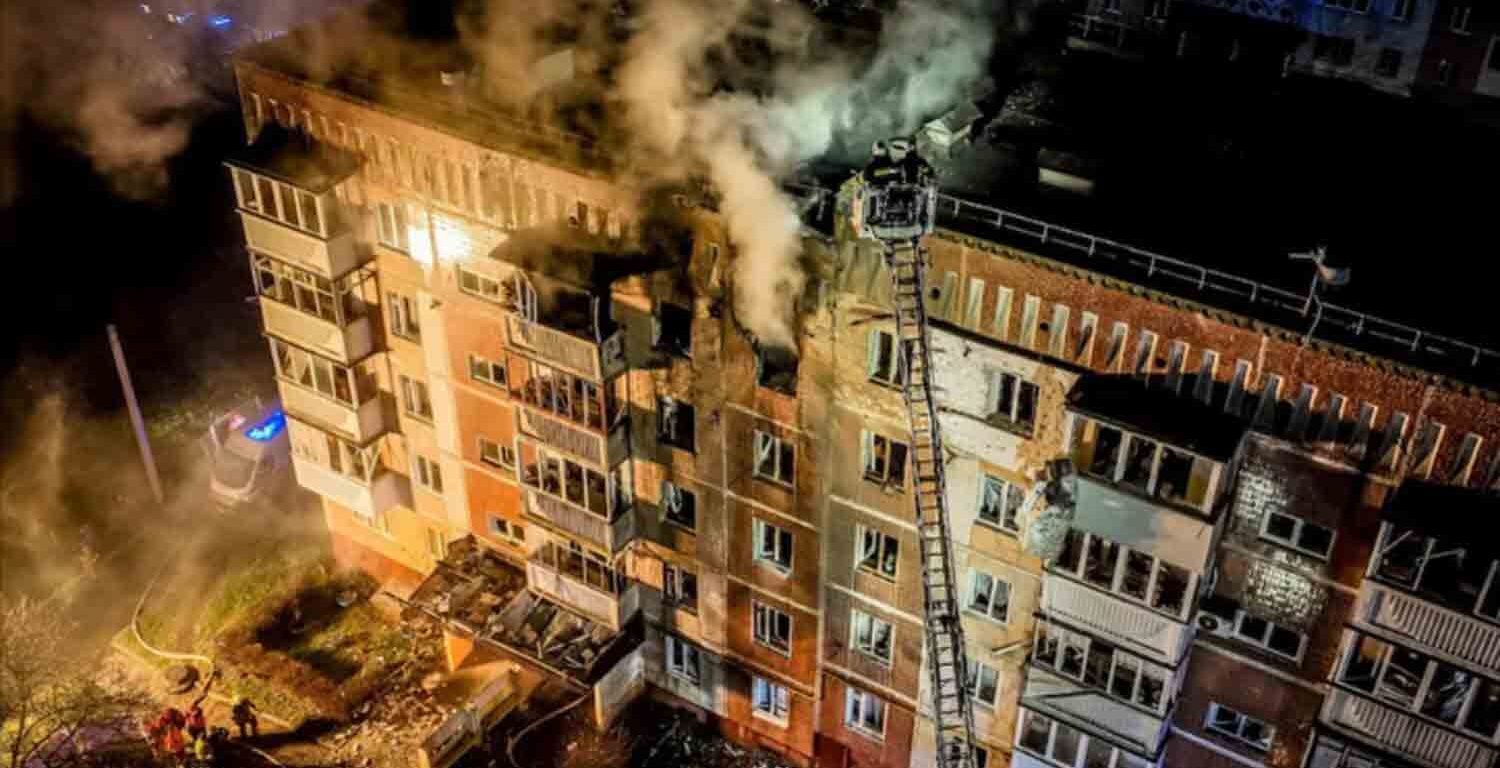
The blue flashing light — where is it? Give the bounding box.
[210,15,232,28]
[245,411,286,442]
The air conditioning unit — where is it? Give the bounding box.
[1196,612,1237,639]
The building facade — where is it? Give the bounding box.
[226,9,1500,768]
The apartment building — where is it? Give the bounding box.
[1416,1,1500,97]
[224,4,1500,768]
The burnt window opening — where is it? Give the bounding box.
[653,303,693,358]
[658,396,696,453]
[756,345,799,395]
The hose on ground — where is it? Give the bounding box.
[505,692,592,768]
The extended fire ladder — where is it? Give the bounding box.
[885,239,977,768]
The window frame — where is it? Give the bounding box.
[987,370,1040,434]
[1053,531,1197,620]
[966,659,1001,709]
[663,562,699,613]
[1204,702,1275,752]
[753,430,795,487]
[657,396,696,453]
[487,515,525,545]
[753,518,795,574]
[850,608,894,665]
[661,480,698,531]
[843,686,887,740]
[466,352,508,391]
[751,676,791,724]
[399,374,434,421]
[866,329,905,388]
[976,474,1025,535]
[652,302,694,358]
[965,568,1011,624]
[388,292,421,341]
[752,600,793,657]
[861,431,909,489]
[1259,511,1336,560]
[665,634,702,686]
[478,436,516,471]
[413,454,444,495]
[856,525,900,580]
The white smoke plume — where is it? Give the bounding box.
[618,0,999,350]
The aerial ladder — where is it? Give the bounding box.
[849,139,975,768]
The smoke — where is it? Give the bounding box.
[616,0,999,349]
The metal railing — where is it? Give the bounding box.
[934,194,1500,378]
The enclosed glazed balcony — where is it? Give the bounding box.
[516,439,636,554]
[525,541,639,630]
[253,252,376,364]
[226,125,365,279]
[510,362,628,470]
[285,416,410,520]
[1358,483,1500,675]
[1024,619,1176,756]
[1013,708,1158,768]
[270,338,387,443]
[1039,551,1195,665]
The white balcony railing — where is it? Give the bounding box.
[1042,576,1192,665]
[1359,582,1500,674]
[276,380,386,444]
[260,299,374,364]
[1323,689,1498,768]
[526,559,638,631]
[505,315,625,381]
[517,407,627,469]
[290,457,409,520]
[241,213,362,278]
[522,488,637,555]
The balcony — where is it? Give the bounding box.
[1041,575,1192,664]
[290,456,410,520]
[276,379,386,444]
[522,488,637,555]
[241,212,363,279]
[1356,582,1500,674]
[260,298,374,364]
[526,544,639,630]
[1071,473,1218,572]
[516,406,627,470]
[1022,666,1170,756]
[1322,689,1499,768]
[505,314,625,381]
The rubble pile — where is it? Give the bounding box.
[316,623,449,768]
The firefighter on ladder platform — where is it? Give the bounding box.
[848,139,976,768]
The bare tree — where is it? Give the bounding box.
[0,597,151,768]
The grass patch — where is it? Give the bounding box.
[193,547,322,647]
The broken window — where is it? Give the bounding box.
[856,526,899,580]
[866,329,905,387]
[1375,525,1495,614]
[664,563,698,612]
[987,371,1038,434]
[851,609,893,663]
[1154,446,1193,505]
[753,431,795,486]
[861,432,908,489]
[754,519,793,573]
[1119,435,1158,493]
[665,635,701,685]
[1083,422,1125,480]
[751,676,790,723]
[1204,703,1273,752]
[486,516,524,545]
[966,660,1000,708]
[844,686,886,737]
[478,437,514,470]
[466,353,507,390]
[756,346,799,394]
[661,481,697,530]
[657,397,695,452]
[977,474,1024,534]
[652,303,693,358]
[965,569,1010,623]
[269,339,362,405]
[752,601,792,654]
[1261,512,1335,560]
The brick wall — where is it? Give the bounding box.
[1174,646,1324,768]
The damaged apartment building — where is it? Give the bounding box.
[225,3,1500,768]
